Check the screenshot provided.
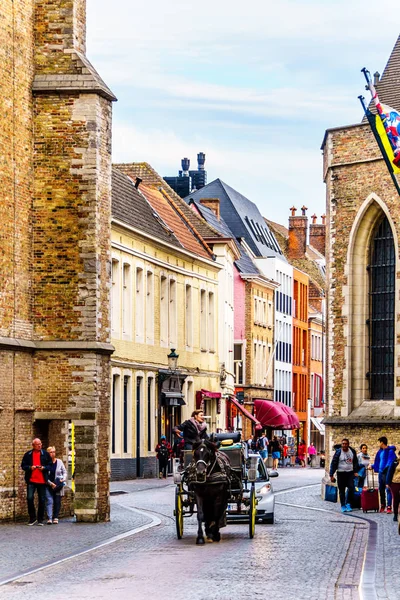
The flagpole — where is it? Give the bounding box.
[358,87,400,197]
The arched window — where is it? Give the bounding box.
[368,216,395,399]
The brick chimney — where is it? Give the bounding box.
[199,198,220,221]
[309,214,326,256]
[288,206,308,259]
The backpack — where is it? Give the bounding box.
[256,437,266,451]
[158,444,169,460]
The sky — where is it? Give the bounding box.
[86,0,400,226]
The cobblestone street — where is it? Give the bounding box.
[0,468,399,599]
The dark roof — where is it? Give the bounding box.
[111,168,183,250]
[190,200,234,238]
[189,199,260,275]
[186,179,283,259]
[365,35,400,117]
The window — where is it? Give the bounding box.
[160,275,168,346]
[123,375,130,454]
[111,259,120,336]
[146,271,154,344]
[208,291,215,351]
[368,216,395,399]
[122,263,132,339]
[234,343,244,384]
[111,373,120,455]
[147,377,155,452]
[135,267,144,342]
[185,284,193,347]
[169,279,177,347]
[200,289,207,350]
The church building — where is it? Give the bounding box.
[322,36,400,458]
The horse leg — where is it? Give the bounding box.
[196,495,205,545]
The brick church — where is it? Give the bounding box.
[0,0,115,521]
[322,36,400,458]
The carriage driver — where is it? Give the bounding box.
[173,409,208,450]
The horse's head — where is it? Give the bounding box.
[192,440,218,482]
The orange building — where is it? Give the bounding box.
[292,267,309,442]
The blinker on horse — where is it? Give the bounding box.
[190,440,230,545]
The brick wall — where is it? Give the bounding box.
[0,0,113,522]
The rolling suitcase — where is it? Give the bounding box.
[361,470,379,513]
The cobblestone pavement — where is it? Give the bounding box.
[0,467,398,599]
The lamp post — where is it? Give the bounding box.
[167,348,179,372]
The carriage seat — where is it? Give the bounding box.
[210,432,241,444]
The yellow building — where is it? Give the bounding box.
[110,167,222,479]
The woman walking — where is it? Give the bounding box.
[45,446,67,524]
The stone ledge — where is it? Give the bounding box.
[0,337,114,355]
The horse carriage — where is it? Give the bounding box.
[173,432,259,544]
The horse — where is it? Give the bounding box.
[190,439,231,545]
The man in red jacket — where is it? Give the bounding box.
[21,438,51,526]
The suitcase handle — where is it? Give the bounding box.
[366,468,375,488]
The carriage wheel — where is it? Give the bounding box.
[249,484,256,539]
[175,485,184,539]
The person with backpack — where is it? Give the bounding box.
[155,435,172,479]
[256,432,269,464]
[329,438,359,513]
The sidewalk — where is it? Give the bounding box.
[0,479,170,583]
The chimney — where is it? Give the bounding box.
[288,206,308,259]
[374,71,380,86]
[199,198,220,221]
[309,214,326,256]
[181,158,190,176]
[197,152,206,170]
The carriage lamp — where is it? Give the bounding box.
[167,348,179,372]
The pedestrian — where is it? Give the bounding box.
[256,432,269,464]
[329,438,359,513]
[172,433,184,462]
[283,442,289,467]
[269,436,281,470]
[371,436,397,514]
[173,409,208,450]
[21,438,52,526]
[155,435,172,479]
[308,442,317,467]
[45,446,67,524]
[297,439,307,468]
[387,450,400,524]
[357,443,370,488]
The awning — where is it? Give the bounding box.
[229,396,260,427]
[254,399,300,430]
[310,416,325,435]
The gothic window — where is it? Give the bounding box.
[368,216,395,400]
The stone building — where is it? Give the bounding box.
[322,36,400,459]
[0,0,115,521]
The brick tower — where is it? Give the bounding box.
[0,0,116,521]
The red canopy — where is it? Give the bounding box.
[254,399,300,430]
[229,396,261,427]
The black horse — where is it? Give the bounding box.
[190,440,230,545]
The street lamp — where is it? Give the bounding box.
[167,348,179,372]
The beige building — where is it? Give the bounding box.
[110,167,223,478]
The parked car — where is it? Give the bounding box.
[226,454,278,524]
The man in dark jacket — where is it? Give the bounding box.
[21,438,51,525]
[372,436,397,513]
[329,438,359,513]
